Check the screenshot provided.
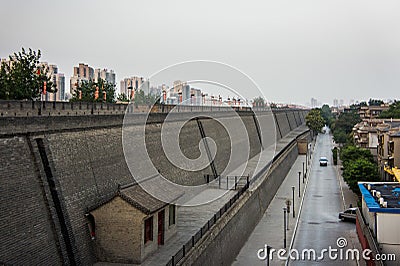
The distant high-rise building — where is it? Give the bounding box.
[55,73,65,101]
[70,63,94,94]
[172,80,186,93]
[94,68,116,85]
[120,76,145,96]
[172,80,192,103]
[333,99,339,107]
[70,63,116,96]
[311,98,318,108]
[39,62,65,101]
[182,84,191,103]
[191,88,202,105]
[339,99,344,107]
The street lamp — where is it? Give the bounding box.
[306,149,308,173]
[127,86,133,101]
[266,245,271,266]
[283,207,287,248]
[285,199,291,230]
[298,171,301,197]
[292,186,295,218]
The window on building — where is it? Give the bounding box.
[169,205,176,226]
[144,217,153,244]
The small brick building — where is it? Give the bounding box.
[88,183,181,264]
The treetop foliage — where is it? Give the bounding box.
[380,100,400,119]
[0,48,56,100]
[321,104,334,127]
[70,78,116,103]
[305,108,325,133]
[368,98,384,106]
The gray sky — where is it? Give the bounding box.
[1,0,400,106]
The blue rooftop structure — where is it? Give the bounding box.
[359,182,400,214]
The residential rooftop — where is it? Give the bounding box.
[359,182,400,213]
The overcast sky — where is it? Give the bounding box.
[1,0,400,106]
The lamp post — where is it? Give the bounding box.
[127,86,133,101]
[298,171,301,197]
[266,245,271,266]
[306,149,308,174]
[292,186,295,218]
[285,199,291,230]
[283,207,287,248]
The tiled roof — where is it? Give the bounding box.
[118,184,168,215]
[88,176,184,215]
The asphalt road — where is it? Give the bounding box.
[289,132,358,265]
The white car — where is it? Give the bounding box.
[319,157,328,166]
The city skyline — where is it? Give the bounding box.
[1,1,400,106]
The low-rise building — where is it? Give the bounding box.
[358,182,400,265]
[88,183,182,264]
[358,105,389,119]
[376,123,400,181]
[352,119,400,170]
[353,122,378,158]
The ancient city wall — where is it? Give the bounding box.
[0,103,308,265]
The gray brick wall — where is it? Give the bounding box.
[275,112,291,137]
[0,137,62,265]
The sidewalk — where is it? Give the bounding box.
[233,153,311,266]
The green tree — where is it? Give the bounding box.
[306,108,325,134]
[131,90,159,107]
[340,145,374,168]
[0,48,56,100]
[253,96,265,107]
[368,98,384,106]
[380,101,400,118]
[117,93,129,102]
[70,78,116,103]
[333,129,348,145]
[332,147,338,165]
[332,111,361,134]
[321,104,333,127]
[343,158,379,193]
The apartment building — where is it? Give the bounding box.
[377,122,400,181]
[70,63,116,95]
[358,105,389,119]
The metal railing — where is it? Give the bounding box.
[166,181,250,266]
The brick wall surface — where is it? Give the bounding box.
[92,197,145,263]
[46,127,134,265]
[275,112,291,138]
[0,137,62,265]
[145,120,213,186]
